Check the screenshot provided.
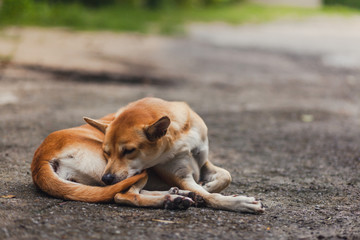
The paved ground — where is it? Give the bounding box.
[0,16,360,239]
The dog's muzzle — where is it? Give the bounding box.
[102,173,116,185]
[102,171,142,185]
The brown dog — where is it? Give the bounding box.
[32,97,264,213]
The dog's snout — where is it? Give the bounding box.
[102,173,115,185]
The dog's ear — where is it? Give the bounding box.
[145,116,171,142]
[83,117,109,134]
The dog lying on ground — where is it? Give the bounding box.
[32,97,264,213]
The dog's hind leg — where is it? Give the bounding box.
[199,161,232,193]
[114,176,194,210]
[191,143,231,193]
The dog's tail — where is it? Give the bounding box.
[31,158,147,203]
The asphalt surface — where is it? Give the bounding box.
[0,16,360,239]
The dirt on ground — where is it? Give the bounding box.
[0,16,360,240]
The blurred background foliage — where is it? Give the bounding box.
[0,0,359,34]
[324,0,360,9]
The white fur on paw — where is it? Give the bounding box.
[221,195,265,213]
[241,196,256,203]
[235,197,265,213]
[169,187,180,195]
[243,200,265,213]
[203,183,212,190]
[201,179,216,191]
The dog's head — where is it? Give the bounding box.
[84,112,170,185]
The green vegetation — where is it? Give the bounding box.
[0,0,359,34]
[324,0,360,9]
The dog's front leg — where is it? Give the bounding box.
[158,154,264,213]
[177,175,264,213]
[114,174,194,210]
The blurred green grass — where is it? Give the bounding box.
[0,1,359,34]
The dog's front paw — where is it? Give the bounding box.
[233,196,265,213]
[168,187,206,207]
[187,192,206,207]
[244,200,265,214]
[164,195,194,210]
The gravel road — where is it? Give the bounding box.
[0,16,360,239]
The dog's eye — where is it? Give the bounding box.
[123,148,136,155]
[103,151,110,157]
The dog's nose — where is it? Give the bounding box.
[102,173,115,185]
